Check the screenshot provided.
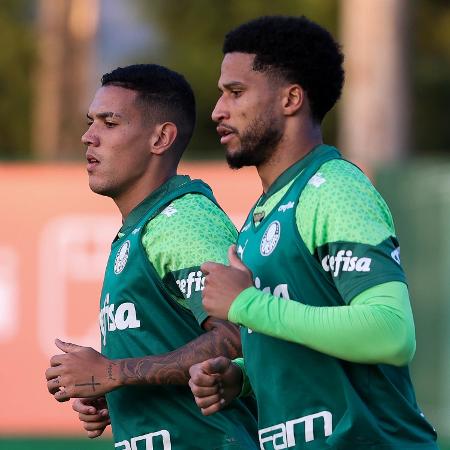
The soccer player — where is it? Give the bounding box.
[188,16,438,449]
[45,64,258,450]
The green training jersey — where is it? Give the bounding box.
[100,175,258,450]
[237,145,437,449]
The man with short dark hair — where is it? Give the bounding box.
[189,16,438,449]
[45,64,258,450]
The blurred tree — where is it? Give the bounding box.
[136,0,450,160]
[32,0,99,160]
[137,0,339,159]
[0,0,448,161]
[413,0,450,154]
[339,0,410,173]
[0,0,34,159]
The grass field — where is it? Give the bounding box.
[0,437,449,449]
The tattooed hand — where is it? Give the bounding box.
[45,339,121,402]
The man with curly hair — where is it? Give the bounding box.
[189,16,438,449]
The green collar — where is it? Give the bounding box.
[259,144,338,205]
[119,175,191,236]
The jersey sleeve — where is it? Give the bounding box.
[232,357,254,397]
[297,159,406,302]
[142,193,237,325]
[229,281,416,366]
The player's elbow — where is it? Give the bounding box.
[384,319,416,367]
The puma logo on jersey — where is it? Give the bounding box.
[391,247,401,264]
[321,250,372,276]
[254,276,289,299]
[176,271,205,298]
[308,172,326,187]
[100,293,141,346]
[259,410,333,449]
[278,201,295,212]
[241,222,251,232]
[237,240,248,259]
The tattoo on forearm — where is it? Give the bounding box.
[119,318,241,386]
[75,375,101,392]
[107,363,116,381]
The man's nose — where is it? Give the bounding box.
[81,128,99,146]
[211,97,229,123]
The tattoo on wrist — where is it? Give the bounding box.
[107,363,116,381]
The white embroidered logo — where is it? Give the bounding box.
[161,205,177,217]
[176,271,205,298]
[278,201,295,213]
[99,294,141,346]
[259,410,333,449]
[241,222,251,232]
[321,250,372,276]
[114,240,130,274]
[391,247,401,264]
[308,172,326,187]
[260,221,281,256]
[115,429,171,450]
[237,240,248,259]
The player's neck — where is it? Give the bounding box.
[114,169,177,221]
[257,125,322,193]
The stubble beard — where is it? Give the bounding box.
[225,113,283,169]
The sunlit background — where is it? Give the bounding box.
[0,0,449,448]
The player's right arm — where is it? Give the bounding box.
[72,397,110,438]
[189,357,247,416]
[47,193,243,401]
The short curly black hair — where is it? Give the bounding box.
[223,16,344,123]
[101,64,196,152]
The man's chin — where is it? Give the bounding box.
[89,181,112,197]
[225,150,250,169]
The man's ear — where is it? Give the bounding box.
[150,122,178,155]
[281,84,304,116]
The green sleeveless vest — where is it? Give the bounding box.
[237,146,437,449]
[101,178,257,450]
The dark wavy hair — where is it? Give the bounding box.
[101,64,196,152]
[223,16,344,123]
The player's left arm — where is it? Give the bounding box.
[201,246,416,366]
[227,281,415,366]
[201,162,416,366]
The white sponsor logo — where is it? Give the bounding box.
[241,222,251,232]
[259,411,333,449]
[260,221,281,256]
[161,205,177,217]
[176,270,205,299]
[321,250,372,277]
[391,247,401,264]
[254,277,289,299]
[308,173,326,188]
[278,201,294,213]
[100,293,141,346]
[115,429,171,450]
[114,240,130,274]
